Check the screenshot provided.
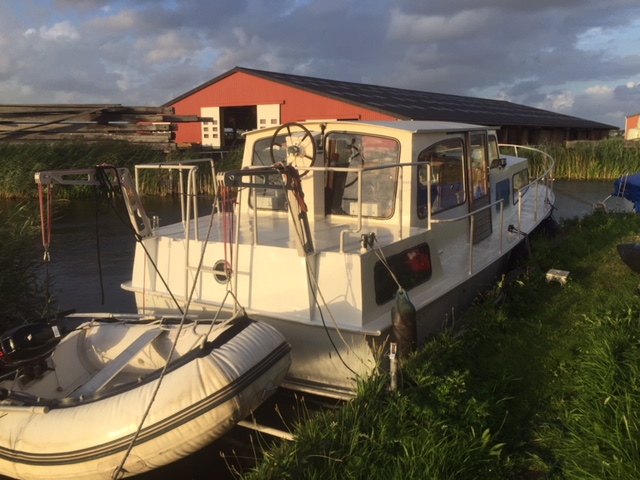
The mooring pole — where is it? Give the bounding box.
[389,342,398,392]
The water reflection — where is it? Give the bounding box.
[553,179,632,219]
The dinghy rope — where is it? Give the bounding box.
[95,166,186,315]
[113,176,244,480]
[37,183,53,318]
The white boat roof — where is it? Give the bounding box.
[338,120,492,134]
[245,120,493,138]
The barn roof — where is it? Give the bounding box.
[165,66,617,131]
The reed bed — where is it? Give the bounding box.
[244,212,640,480]
[538,138,640,180]
[0,138,638,199]
[0,203,47,326]
[0,141,242,199]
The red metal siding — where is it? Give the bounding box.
[627,115,639,130]
[169,72,396,144]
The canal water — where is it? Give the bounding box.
[0,179,631,480]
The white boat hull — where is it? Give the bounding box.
[35,120,556,400]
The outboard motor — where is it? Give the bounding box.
[0,323,62,367]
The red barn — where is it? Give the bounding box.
[165,67,395,148]
[164,66,616,148]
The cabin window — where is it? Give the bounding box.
[417,138,465,218]
[513,169,529,204]
[470,134,489,201]
[249,137,287,211]
[495,178,510,212]
[374,243,432,304]
[489,135,501,168]
[324,133,399,218]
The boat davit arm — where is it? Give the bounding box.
[222,166,314,255]
[35,166,153,238]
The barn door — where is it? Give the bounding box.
[200,107,221,148]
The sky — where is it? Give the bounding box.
[1,0,640,130]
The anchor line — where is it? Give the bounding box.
[553,186,594,207]
[95,165,184,316]
[371,235,403,292]
[277,165,366,375]
[38,183,53,317]
[114,180,240,479]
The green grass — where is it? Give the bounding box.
[243,212,640,479]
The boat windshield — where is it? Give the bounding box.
[249,137,288,211]
[324,133,399,218]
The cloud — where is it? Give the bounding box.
[1,0,640,128]
[24,20,79,40]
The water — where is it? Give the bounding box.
[552,179,632,219]
[1,197,272,480]
[0,180,629,479]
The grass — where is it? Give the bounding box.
[243,212,640,479]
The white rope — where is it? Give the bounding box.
[112,194,226,479]
[279,169,368,368]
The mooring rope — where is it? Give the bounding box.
[274,164,367,374]
[95,166,185,315]
[113,186,233,479]
[37,183,53,318]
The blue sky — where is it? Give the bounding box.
[2,0,640,129]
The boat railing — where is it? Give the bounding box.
[135,148,553,264]
[499,144,555,229]
[134,158,218,242]
[430,197,506,275]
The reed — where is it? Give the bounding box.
[0,203,47,328]
[0,141,241,199]
[542,139,640,180]
[244,212,640,480]
[0,138,638,199]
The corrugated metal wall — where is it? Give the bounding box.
[169,71,395,145]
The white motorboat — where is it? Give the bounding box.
[36,120,555,400]
[0,313,291,480]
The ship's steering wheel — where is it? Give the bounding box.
[270,123,316,177]
[344,138,364,188]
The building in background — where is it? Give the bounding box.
[164,66,617,149]
[625,113,640,141]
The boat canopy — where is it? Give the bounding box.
[614,174,640,213]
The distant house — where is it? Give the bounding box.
[164,66,617,148]
[625,113,640,140]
